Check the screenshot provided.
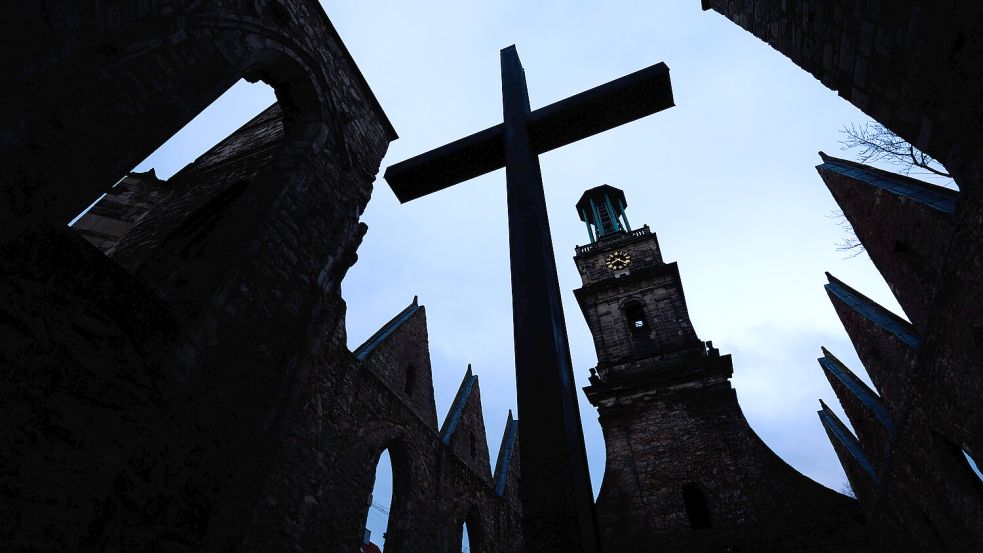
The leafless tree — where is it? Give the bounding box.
[840,122,950,179]
[832,122,954,259]
[827,210,865,259]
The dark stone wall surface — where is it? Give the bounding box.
[71,170,171,256]
[0,1,405,551]
[240,305,522,553]
[819,164,983,552]
[587,364,869,553]
[0,0,395,236]
[701,3,983,549]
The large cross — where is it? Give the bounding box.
[385,46,673,552]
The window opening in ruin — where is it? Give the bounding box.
[133,79,276,180]
[935,433,983,495]
[460,519,475,553]
[682,484,712,529]
[962,448,983,486]
[469,431,478,459]
[366,449,394,551]
[68,79,276,226]
[404,364,417,397]
[625,302,648,333]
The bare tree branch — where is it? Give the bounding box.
[840,122,950,178]
[827,210,866,259]
[832,122,955,259]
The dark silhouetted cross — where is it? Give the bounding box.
[385,45,674,553]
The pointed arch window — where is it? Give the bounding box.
[459,511,481,553]
[366,450,394,551]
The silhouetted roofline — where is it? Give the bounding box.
[817,151,956,213]
[818,400,879,483]
[824,273,921,349]
[439,365,477,445]
[819,347,895,433]
[353,296,421,361]
[493,410,519,496]
[310,3,398,141]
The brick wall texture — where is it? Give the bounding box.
[701,2,983,550]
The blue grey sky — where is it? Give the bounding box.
[125,2,955,548]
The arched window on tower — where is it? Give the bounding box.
[404,364,417,397]
[624,301,648,334]
[682,484,712,529]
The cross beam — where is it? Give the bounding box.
[385,56,673,203]
[385,46,674,553]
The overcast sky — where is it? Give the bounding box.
[127,1,955,548]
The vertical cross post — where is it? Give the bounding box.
[384,45,674,552]
[500,46,601,552]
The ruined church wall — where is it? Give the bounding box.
[241,306,522,553]
[818,163,983,551]
[702,3,983,549]
[1,2,396,551]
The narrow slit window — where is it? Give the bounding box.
[404,364,417,397]
[682,484,712,529]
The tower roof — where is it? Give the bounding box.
[576,184,631,243]
[576,184,627,218]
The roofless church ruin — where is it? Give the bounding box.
[2,1,982,552]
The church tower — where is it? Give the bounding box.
[574,185,867,552]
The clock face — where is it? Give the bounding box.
[605,250,632,271]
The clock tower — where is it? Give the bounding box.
[574,185,864,552]
[573,184,710,381]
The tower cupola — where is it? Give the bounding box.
[576,184,631,243]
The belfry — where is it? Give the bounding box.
[577,184,632,242]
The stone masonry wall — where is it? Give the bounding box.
[1,2,397,551]
[590,366,868,553]
[818,160,983,551]
[700,4,983,548]
[240,304,522,553]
